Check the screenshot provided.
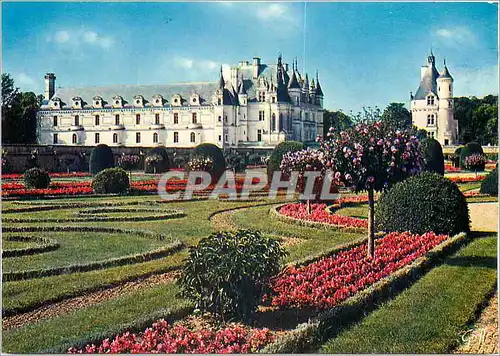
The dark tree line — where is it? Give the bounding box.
[454,95,498,145]
[2,73,42,144]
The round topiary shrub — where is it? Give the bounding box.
[24,168,50,189]
[89,144,114,175]
[460,142,485,169]
[91,167,130,194]
[375,172,470,235]
[420,138,444,175]
[144,147,170,174]
[188,143,226,182]
[178,229,287,320]
[480,168,498,196]
[267,141,305,182]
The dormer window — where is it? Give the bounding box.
[93,96,103,108]
[50,97,61,110]
[190,93,200,105]
[112,96,123,108]
[171,94,182,107]
[152,95,163,107]
[427,95,435,105]
[72,97,82,109]
[133,95,144,107]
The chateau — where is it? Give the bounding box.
[410,51,457,146]
[37,55,324,149]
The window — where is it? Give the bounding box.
[428,131,435,139]
[74,115,80,126]
[449,85,451,91]
[272,97,276,103]
[271,113,276,132]
[190,132,196,143]
[219,135,222,141]
[279,114,283,131]
[95,133,100,143]
[448,100,453,108]
[444,139,449,146]
[136,132,141,143]
[113,133,118,143]
[257,129,262,142]
[53,116,58,126]
[155,113,160,125]
[427,115,435,126]
[174,132,179,143]
[53,133,58,144]
[136,114,141,125]
[427,96,435,105]
[153,133,158,143]
[192,113,197,124]
[173,113,179,124]
[225,134,228,142]
[95,115,100,126]
[217,98,222,105]
[72,134,77,144]
[259,110,265,121]
[218,116,222,122]
[115,114,120,125]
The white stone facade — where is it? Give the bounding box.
[37,56,324,149]
[410,52,457,146]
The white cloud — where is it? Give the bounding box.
[256,3,289,20]
[453,64,499,97]
[17,73,36,87]
[435,26,477,47]
[83,31,98,43]
[169,56,231,80]
[53,30,70,43]
[174,56,194,69]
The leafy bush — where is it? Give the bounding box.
[420,138,444,175]
[89,144,114,175]
[227,154,247,173]
[117,154,140,171]
[480,168,498,196]
[91,167,130,194]
[144,147,170,173]
[267,141,305,181]
[375,172,470,235]
[188,143,226,182]
[23,168,50,189]
[179,230,287,320]
[460,142,484,169]
[173,156,185,169]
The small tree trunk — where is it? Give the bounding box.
[368,188,375,258]
[306,199,311,215]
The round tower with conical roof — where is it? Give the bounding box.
[437,59,456,145]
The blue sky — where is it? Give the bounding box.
[2,1,498,113]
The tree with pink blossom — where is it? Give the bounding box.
[319,121,422,257]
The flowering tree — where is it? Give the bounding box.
[464,153,486,176]
[320,121,421,257]
[145,154,164,174]
[117,154,140,180]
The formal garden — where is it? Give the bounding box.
[1,122,498,354]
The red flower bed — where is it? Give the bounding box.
[444,164,461,172]
[265,231,448,310]
[448,175,487,183]
[279,203,368,228]
[68,320,275,354]
[2,172,90,180]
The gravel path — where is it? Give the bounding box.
[468,202,498,232]
[455,294,498,354]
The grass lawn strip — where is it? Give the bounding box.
[319,233,497,354]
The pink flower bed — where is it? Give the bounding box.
[68,320,275,354]
[265,231,448,310]
[444,164,461,172]
[279,203,368,229]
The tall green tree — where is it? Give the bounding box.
[1,73,40,144]
[322,110,352,137]
[454,95,498,145]
[382,102,412,130]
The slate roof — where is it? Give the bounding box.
[414,64,441,100]
[439,65,453,80]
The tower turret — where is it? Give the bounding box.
[437,59,456,145]
[44,73,56,100]
[315,71,324,107]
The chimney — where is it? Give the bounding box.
[44,73,56,100]
[252,57,261,79]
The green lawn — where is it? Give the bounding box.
[319,233,497,354]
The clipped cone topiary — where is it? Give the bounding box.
[420,138,445,175]
[89,144,114,175]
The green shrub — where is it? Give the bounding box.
[453,147,463,168]
[179,230,287,320]
[23,168,50,189]
[188,143,226,182]
[267,141,305,181]
[375,172,470,235]
[460,142,484,169]
[420,138,444,175]
[91,167,130,194]
[144,147,170,173]
[89,144,114,175]
[480,168,498,196]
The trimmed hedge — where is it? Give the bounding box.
[144,147,170,173]
[3,241,184,282]
[2,236,60,258]
[91,167,130,194]
[188,143,226,182]
[260,232,469,353]
[375,172,470,235]
[480,168,498,196]
[23,168,50,189]
[420,138,444,175]
[459,142,485,170]
[89,144,114,175]
[267,141,305,182]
